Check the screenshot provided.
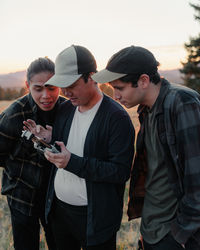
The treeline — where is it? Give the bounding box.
[0,84,114,101]
[0,87,27,100]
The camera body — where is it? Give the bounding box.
[21,130,59,154]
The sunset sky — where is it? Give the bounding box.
[0,0,199,74]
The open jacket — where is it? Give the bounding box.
[45,94,135,246]
[128,79,200,245]
[0,94,65,216]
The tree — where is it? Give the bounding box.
[0,87,28,100]
[0,86,4,100]
[180,1,200,92]
[19,87,28,97]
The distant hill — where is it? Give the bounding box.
[158,68,184,84]
[0,71,26,89]
[0,69,184,89]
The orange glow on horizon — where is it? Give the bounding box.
[0,45,188,74]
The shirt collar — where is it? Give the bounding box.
[137,78,171,118]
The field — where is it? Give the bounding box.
[0,101,13,113]
[0,100,140,250]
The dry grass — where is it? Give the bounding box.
[0,101,13,113]
[0,100,141,250]
[126,106,140,133]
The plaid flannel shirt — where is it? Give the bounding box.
[128,79,200,245]
[0,94,66,216]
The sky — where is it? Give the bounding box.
[0,0,199,74]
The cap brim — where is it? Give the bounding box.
[44,74,82,88]
[92,69,127,83]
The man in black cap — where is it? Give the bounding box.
[92,46,200,250]
[27,45,135,250]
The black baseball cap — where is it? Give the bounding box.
[92,45,159,83]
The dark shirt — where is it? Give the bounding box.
[0,94,66,216]
[128,79,200,245]
[141,89,178,244]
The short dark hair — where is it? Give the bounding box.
[81,72,91,83]
[119,72,161,87]
[26,57,55,84]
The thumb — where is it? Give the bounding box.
[46,125,53,131]
[55,141,66,152]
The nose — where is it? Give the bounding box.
[62,88,72,97]
[42,89,51,98]
[114,90,121,101]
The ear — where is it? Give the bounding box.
[25,81,30,90]
[138,74,150,89]
[88,72,95,83]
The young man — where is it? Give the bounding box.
[0,57,66,250]
[92,46,200,250]
[34,45,135,250]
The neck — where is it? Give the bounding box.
[144,81,161,109]
[79,88,103,113]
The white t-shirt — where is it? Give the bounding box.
[54,98,102,206]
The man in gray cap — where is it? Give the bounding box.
[37,45,135,250]
[92,45,200,250]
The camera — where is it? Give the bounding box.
[21,130,60,154]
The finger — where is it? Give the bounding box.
[23,126,28,131]
[44,149,58,158]
[26,120,36,128]
[44,151,49,160]
[44,150,53,161]
[46,125,53,131]
[55,141,66,152]
[23,120,36,131]
[26,119,36,126]
[44,151,60,165]
[23,121,31,128]
[36,125,41,133]
[23,123,33,132]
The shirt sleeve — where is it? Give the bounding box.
[171,99,200,244]
[0,112,21,166]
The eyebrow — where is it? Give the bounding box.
[113,85,124,89]
[32,84,43,87]
[45,84,55,87]
[32,84,54,88]
[68,81,78,89]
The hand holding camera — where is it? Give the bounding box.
[21,130,60,154]
[23,119,52,143]
[22,119,70,168]
[22,119,59,154]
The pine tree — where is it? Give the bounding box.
[180,1,200,92]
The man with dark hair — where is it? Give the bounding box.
[92,45,200,250]
[27,45,135,250]
[0,57,66,250]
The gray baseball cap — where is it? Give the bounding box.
[45,45,97,88]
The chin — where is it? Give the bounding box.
[123,103,130,108]
[70,101,79,107]
[40,105,54,111]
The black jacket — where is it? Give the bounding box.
[45,95,135,245]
